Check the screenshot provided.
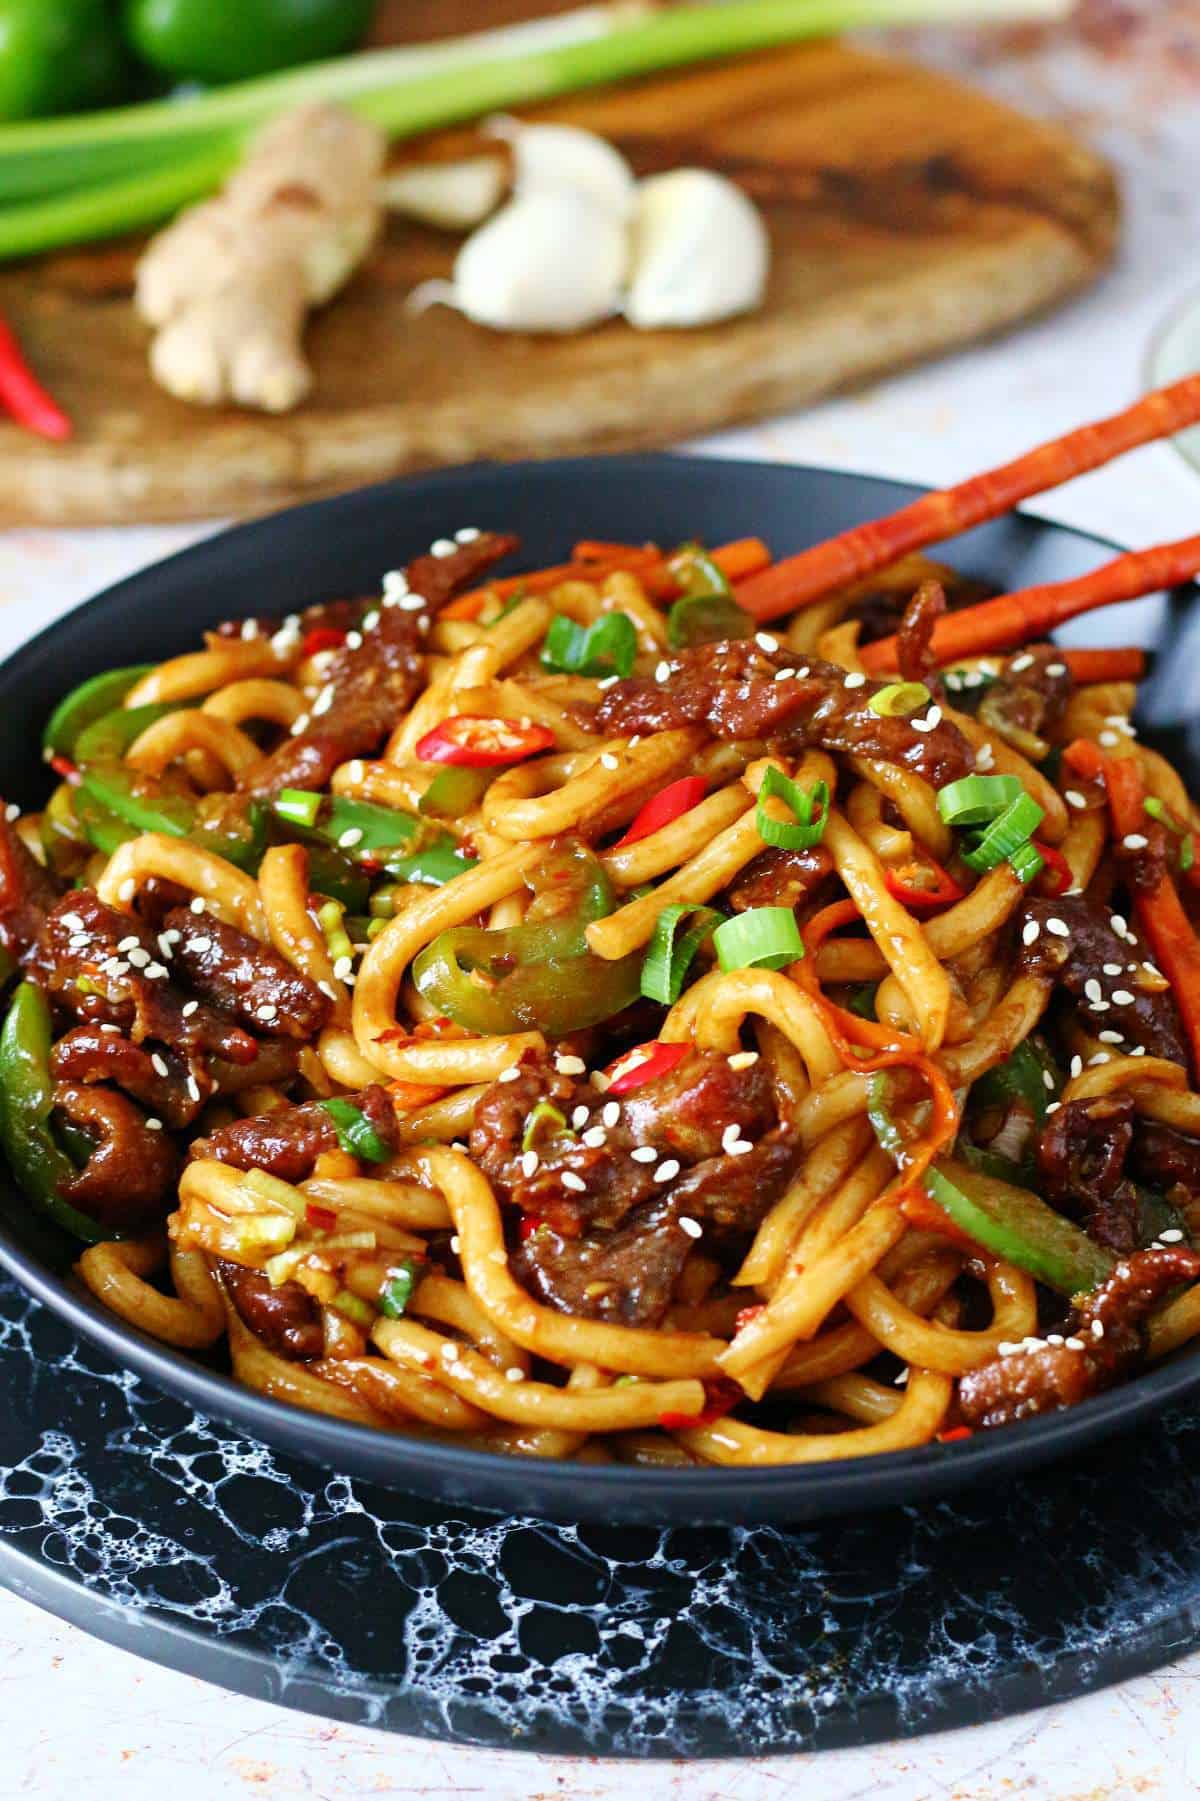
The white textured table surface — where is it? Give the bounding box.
[6,13,1200,1799]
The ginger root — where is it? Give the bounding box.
[136,104,385,414]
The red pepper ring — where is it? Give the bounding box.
[616,776,707,847]
[300,625,347,659]
[659,1377,743,1431]
[415,715,556,768]
[1033,839,1072,898]
[883,856,964,913]
[604,1038,690,1095]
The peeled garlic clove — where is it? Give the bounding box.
[381,155,508,231]
[451,191,626,333]
[625,169,769,330]
[488,116,635,220]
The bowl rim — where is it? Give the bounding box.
[2,448,1197,1512]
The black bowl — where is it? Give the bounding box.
[2,453,1199,1527]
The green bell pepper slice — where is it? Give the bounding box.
[0,0,129,121]
[274,789,475,888]
[927,1159,1116,1298]
[73,700,178,766]
[412,840,641,1036]
[0,982,108,1242]
[124,0,374,85]
[666,544,753,650]
[43,666,155,760]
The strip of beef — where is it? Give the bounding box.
[217,1259,323,1360]
[163,906,330,1042]
[1131,1121,1200,1201]
[594,644,972,788]
[1037,1093,1140,1254]
[239,531,518,797]
[53,1082,179,1229]
[958,644,1074,752]
[0,807,63,965]
[213,598,368,643]
[847,570,997,648]
[189,1084,398,1183]
[895,579,946,684]
[32,890,260,1065]
[728,845,833,914]
[1016,894,1187,1065]
[959,1246,1200,1429]
[471,1048,801,1325]
[50,1024,210,1130]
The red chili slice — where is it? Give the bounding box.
[519,1215,549,1242]
[300,626,346,659]
[659,1377,742,1430]
[306,1201,337,1232]
[604,1039,690,1096]
[1033,839,1072,897]
[884,857,964,912]
[936,1425,975,1444]
[616,776,707,848]
[415,715,556,768]
[47,752,79,784]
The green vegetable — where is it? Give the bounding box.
[73,700,179,765]
[541,611,638,679]
[712,906,804,973]
[866,1071,905,1161]
[755,767,829,852]
[640,903,723,1005]
[124,0,374,86]
[1183,836,1196,875]
[973,1036,1060,1126]
[0,982,110,1241]
[959,792,1045,872]
[936,773,1022,829]
[846,983,878,1021]
[301,842,370,912]
[378,1257,423,1320]
[78,765,268,874]
[866,681,931,719]
[522,1101,572,1153]
[0,0,129,123]
[274,789,475,887]
[666,543,750,649]
[331,1286,376,1329]
[71,783,137,856]
[926,1160,1115,1297]
[0,1,1037,250]
[319,1096,391,1164]
[419,765,493,819]
[413,839,641,1036]
[1007,838,1045,885]
[42,665,153,758]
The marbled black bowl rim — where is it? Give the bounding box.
[1,451,1197,1526]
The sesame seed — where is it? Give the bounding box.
[1047,917,1070,938]
[190,936,212,955]
[1045,1100,1062,1114]
[678,1216,702,1239]
[1046,1333,1064,1346]
[1132,1045,1147,1057]
[975,743,996,771]
[721,1123,742,1153]
[1043,1069,1055,1090]
[145,1117,162,1131]
[338,827,364,849]
[440,1342,460,1363]
[1122,833,1149,851]
[1160,1227,1184,1243]
[333,956,353,980]
[581,1127,607,1149]
[1045,663,1067,677]
[1065,790,1087,810]
[1099,731,1120,748]
[4,803,18,822]
[382,568,407,594]
[1112,989,1135,1006]
[561,1172,587,1193]
[345,632,363,651]
[796,666,810,679]
[1090,1052,1111,1066]
[127,947,151,968]
[104,959,129,978]
[290,714,310,735]
[728,1139,754,1156]
[520,1150,539,1178]
[571,1105,589,1129]
[60,912,84,932]
[631,1146,658,1163]
[926,706,943,728]
[1009,653,1035,673]
[1098,1031,1124,1045]
[456,527,481,544]
[311,687,334,718]
[1065,1337,1086,1351]
[498,1066,521,1083]
[655,1159,681,1183]
[100,1024,120,1035]
[157,935,175,957]
[910,715,934,734]
[430,539,456,557]
[505,1365,525,1383]
[654,661,672,683]
[145,963,167,980]
[117,936,139,953]
[629,736,641,748]
[182,1000,199,1017]
[449,1234,461,1253]
[1092,1320,1105,1338]
[362,611,380,632]
[190,897,207,914]
[151,1053,168,1076]
[997,1341,1020,1357]
[318,982,337,1002]
[1070,1056,1083,1078]
[599,753,619,772]
[602,1102,620,1129]
[400,593,427,613]
[755,632,779,652]
[554,1054,585,1075]
[1103,963,1123,976]
[590,1071,611,1093]
[1022,921,1041,946]
[727,1051,759,1070]
[597,675,619,690]
[843,671,867,689]
[258,1004,278,1022]
[240,618,259,641]
[187,1076,200,1102]
[773,668,796,682]
[1084,978,1103,1003]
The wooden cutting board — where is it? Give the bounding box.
[0,25,1118,526]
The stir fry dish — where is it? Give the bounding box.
[8,381,1200,1470]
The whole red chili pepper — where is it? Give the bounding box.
[0,313,71,442]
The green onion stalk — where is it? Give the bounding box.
[0,0,1070,260]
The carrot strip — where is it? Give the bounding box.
[734,376,1200,623]
[1062,648,1146,683]
[443,551,672,622]
[1063,737,1105,783]
[571,541,661,566]
[859,533,1200,675]
[711,537,771,581]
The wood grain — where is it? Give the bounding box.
[0,33,1118,526]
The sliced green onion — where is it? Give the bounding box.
[936,773,1022,828]
[319,1097,391,1164]
[1183,836,1196,874]
[846,983,879,1021]
[489,590,527,626]
[960,793,1045,872]
[316,898,353,965]
[755,767,829,851]
[640,903,724,1004]
[332,1288,377,1330]
[541,611,638,679]
[275,788,323,829]
[379,1257,424,1320]
[866,1071,905,1161]
[1007,839,1045,885]
[522,1101,571,1153]
[1144,797,1169,825]
[866,681,931,719]
[713,906,804,973]
[666,589,751,650]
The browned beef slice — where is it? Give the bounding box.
[1131,1121,1200,1197]
[1036,1093,1141,1255]
[896,579,946,684]
[728,845,833,914]
[0,807,63,964]
[50,1024,210,1130]
[53,1082,179,1229]
[847,572,998,647]
[163,906,330,1041]
[238,531,518,797]
[594,644,972,788]
[189,1084,397,1182]
[217,1259,323,1360]
[976,644,1074,742]
[1017,894,1187,1065]
[959,1246,1200,1430]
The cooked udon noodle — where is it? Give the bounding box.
[7,418,1200,1469]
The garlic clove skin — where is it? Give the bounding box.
[452,190,626,333]
[488,116,636,221]
[625,169,769,330]
[381,155,508,231]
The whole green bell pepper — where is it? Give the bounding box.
[412,839,641,1037]
[0,0,129,121]
[124,0,376,85]
[0,982,109,1242]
